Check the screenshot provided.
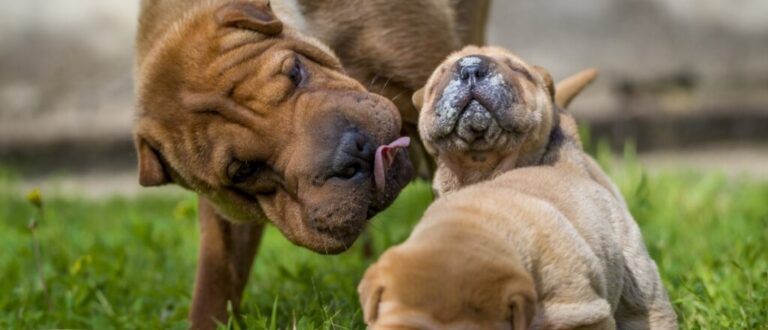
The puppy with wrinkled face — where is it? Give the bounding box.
[414,46,621,203]
[414,46,584,195]
[359,46,677,329]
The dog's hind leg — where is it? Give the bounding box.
[453,0,492,46]
[190,198,265,330]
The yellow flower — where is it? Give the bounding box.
[69,255,93,276]
[25,188,43,209]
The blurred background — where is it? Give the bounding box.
[1,0,767,194]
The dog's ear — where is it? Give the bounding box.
[554,68,599,108]
[411,88,425,110]
[216,1,283,36]
[533,65,555,101]
[358,264,384,324]
[506,277,537,330]
[135,136,170,187]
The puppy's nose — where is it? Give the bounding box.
[458,55,490,82]
[329,129,374,180]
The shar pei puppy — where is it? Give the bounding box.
[359,46,677,329]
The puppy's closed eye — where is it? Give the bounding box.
[503,58,534,82]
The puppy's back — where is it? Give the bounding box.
[410,165,628,328]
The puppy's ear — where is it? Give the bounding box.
[411,88,425,110]
[554,68,599,108]
[533,65,555,101]
[506,277,537,330]
[135,136,170,187]
[358,264,384,324]
[216,1,283,36]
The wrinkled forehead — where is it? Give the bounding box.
[211,26,342,70]
[175,10,342,67]
[279,28,342,69]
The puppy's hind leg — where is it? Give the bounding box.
[614,261,677,330]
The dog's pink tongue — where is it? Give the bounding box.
[374,136,411,192]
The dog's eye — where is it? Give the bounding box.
[289,57,305,87]
[505,59,534,81]
[228,160,262,184]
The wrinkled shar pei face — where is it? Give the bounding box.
[134,1,412,253]
[415,46,556,169]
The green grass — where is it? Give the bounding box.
[1,147,766,329]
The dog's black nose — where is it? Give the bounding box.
[329,129,374,180]
[458,55,490,82]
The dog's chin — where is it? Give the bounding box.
[299,149,412,255]
[304,221,366,254]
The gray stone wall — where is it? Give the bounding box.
[1,0,767,148]
[488,0,768,117]
[0,0,137,146]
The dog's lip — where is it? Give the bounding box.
[453,86,475,113]
[464,90,520,134]
[450,77,499,112]
[435,79,505,138]
[437,96,488,135]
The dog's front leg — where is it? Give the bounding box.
[189,197,265,330]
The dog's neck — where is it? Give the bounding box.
[544,110,590,169]
[433,148,545,195]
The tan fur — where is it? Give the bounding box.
[416,46,560,194]
[136,0,411,252]
[415,47,601,196]
[361,168,627,329]
[135,1,489,328]
[361,47,677,329]
[297,0,491,177]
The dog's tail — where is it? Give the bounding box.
[555,68,599,108]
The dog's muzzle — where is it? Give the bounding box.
[432,55,514,151]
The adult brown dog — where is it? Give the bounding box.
[134,0,489,328]
[359,47,677,329]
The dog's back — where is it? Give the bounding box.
[418,164,626,328]
[418,160,676,329]
[523,110,678,328]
